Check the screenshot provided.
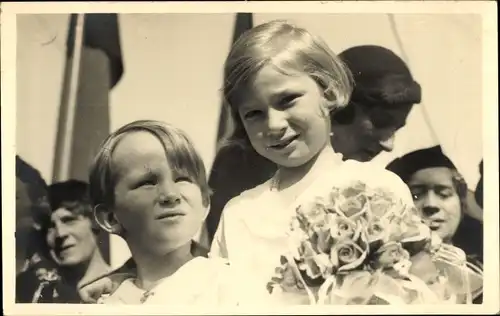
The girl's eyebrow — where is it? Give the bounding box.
[238,101,258,112]
[270,89,302,102]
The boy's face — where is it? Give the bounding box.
[110,131,206,255]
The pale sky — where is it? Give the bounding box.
[17,13,483,188]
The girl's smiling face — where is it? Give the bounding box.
[110,131,207,255]
[238,65,332,168]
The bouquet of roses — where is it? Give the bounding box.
[267,181,483,305]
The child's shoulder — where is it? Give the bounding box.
[202,259,274,306]
[341,159,407,183]
[199,256,231,269]
[222,180,271,214]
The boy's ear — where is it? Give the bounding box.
[94,204,123,235]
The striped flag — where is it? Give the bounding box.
[52,13,124,263]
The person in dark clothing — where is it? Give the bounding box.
[386,146,483,263]
[386,146,483,303]
[330,45,421,162]
[475,160,483,209]
[16,252,83,303]
[15,155,51,275]
[16,179,110,303]
[206,45,422,242]
[15,156,76,303]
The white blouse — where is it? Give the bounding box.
[210,159,415,290]
[100,257,272,306]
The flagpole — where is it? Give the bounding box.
[52,14,85,183]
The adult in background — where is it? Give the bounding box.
[330,45,421,162]
[205,44,421,242]
[16,155,62,302]
[475,160,483,209]
[15,156,53,275]
[464,160,483,222]
[16,180,110,303]
[386,145,483,265]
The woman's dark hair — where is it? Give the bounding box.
[45,180,99,232]
[16,156,50,220]
[16,156,48,195]
[474,160,483,208]
[333,45,421,126]
[16,156,51,261]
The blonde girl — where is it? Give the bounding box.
[210,20,415,298]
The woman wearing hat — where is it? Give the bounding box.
[15,156,76,303]
[387,146,483,261]
[386,146,483,303]
[330,45,421,162]
[16,178,111,303]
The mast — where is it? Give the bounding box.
[52,14,85,182]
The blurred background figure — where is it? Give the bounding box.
[46,180,110,287]
[475,160,483,209]
[206,44,422,243]
[464,160,484,223]
[386,145,483,266]
[15,156,52,275]
[330,45,421,162]
[16,180,110,303]
[16,155,61,303]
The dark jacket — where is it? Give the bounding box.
[16,254,81,303]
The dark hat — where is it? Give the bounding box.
[48,180,90,211]
[386,145,457,183]
[339,45,421,106]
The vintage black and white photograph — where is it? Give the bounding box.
[2,1,498,314]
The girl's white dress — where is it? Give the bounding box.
[210,159,415,295]
[100,256,271,306]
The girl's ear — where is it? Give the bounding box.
[320,93,337,116]
[202,203,210,222]
[94,204,123,235]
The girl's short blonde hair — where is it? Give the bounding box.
[222,20,354,147]
[88,120,211,209]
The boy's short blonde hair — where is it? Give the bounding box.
[222,20,354,147]
[89,120,211,209]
